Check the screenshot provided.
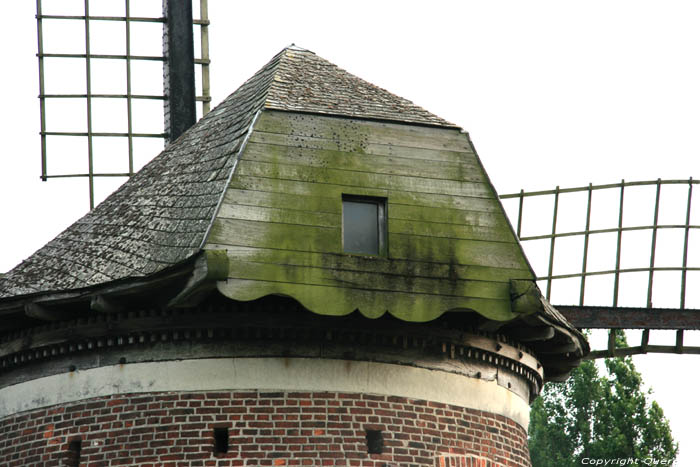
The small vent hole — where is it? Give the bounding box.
[366,429,383,454]
[66,439,82,466]
[213,427,229,454]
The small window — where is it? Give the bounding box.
[342,196,387,256]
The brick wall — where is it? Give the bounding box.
[0,390,530,467]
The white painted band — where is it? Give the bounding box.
[0,357,530,430]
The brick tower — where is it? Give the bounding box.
[0,47,588,466]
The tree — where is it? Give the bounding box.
[528,333,677,466]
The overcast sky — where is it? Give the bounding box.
[1,1,698,464]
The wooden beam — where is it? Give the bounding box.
[24,303,59,321]
[90,295,125,314]
[558,305,700,330]
[506,326,555,342]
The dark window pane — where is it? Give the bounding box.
[343,200,379,254]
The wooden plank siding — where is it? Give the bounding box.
[207,110,534,322]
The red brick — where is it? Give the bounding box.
[0,390,530,466]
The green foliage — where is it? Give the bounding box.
[529,333,677,466]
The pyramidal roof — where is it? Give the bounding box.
[0,47,457,300]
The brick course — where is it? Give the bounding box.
[0,391,530,467]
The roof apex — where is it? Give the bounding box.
[262,46,457,128]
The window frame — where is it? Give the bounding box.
[341,195,388,257]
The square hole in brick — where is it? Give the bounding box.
[213,427,229,454]
[365,429,383,454]
[66,439,82,466]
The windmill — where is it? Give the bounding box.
[0,1,696,465]
[33,0,698,358]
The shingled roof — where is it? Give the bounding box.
[0,46,456,300]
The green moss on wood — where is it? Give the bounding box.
[205,111,536,324]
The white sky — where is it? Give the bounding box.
[0,1,698,464]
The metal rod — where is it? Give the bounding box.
[612,180,625,308]
[546,186,560,300]
[579,183,593,306]
[200,0,210,115]
[125,0,134,175]
[36,0,48,181]
[84,0,94,209]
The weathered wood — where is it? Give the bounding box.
[168,250,229,307]
[388,218,514,243]
[248,131,474,164]
[90,295,125,314]
[558,305,700,330]
[203,111,534,324]
[235,159,492,198]
[222,189,341,214]
[216,204,513,243]
[223,187,504,223]
[256,110,471,152]
[388,233,531,270]
[208,246,534,283]
[225,260,511,300]
[389,202,505,224]
[208,218,532,271]
[24,303,60,321]
[216,204,339,229]
[505,326,556,342]
[242,141,480,182]
[216,279,515,322]
[208,218,339,254]
[228,176,498,209]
